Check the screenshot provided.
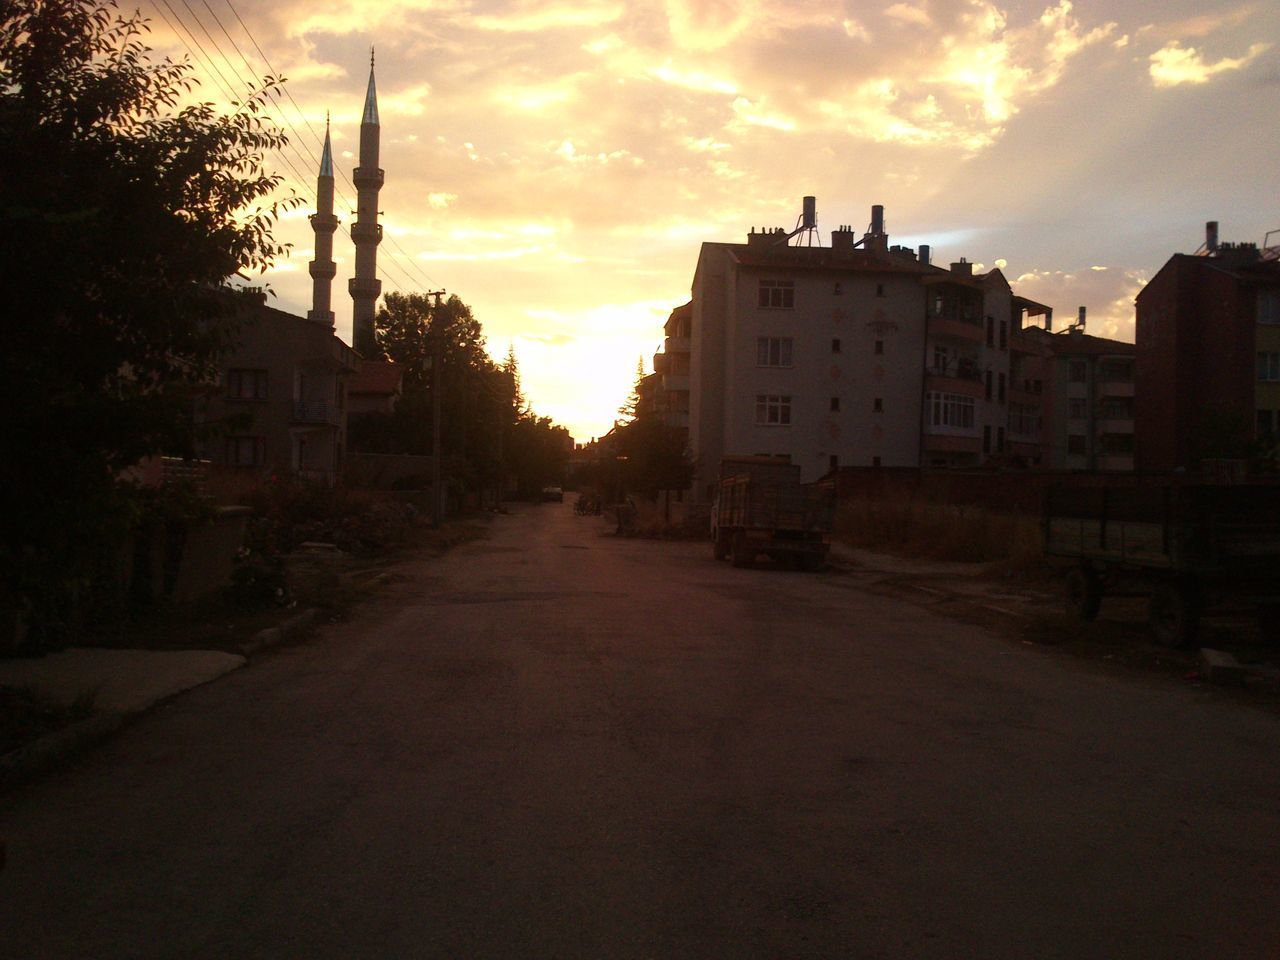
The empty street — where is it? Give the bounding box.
[3,503,1279,959]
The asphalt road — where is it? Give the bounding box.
[3,503,1279,959]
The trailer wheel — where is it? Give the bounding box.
[1064,566,1102,621]
[713,531,730,561]
[731,532,754,568]
[799,554,824,572]
[1149,581,1201,649]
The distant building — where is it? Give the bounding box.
[681,202,1054,497]
[1135,223,1280,472]
[347,360,404,416]
[652,302,692,439]
[1023,321,1136,471]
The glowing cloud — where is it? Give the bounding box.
[1148,40,1270,87]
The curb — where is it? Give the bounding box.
[238,607,322,657]
[0,710,126,789]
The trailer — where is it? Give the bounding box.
[711,457,834,570]
[1044,480,1280,648]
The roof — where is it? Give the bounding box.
[1040,327,1135,357]
[728,243,942,276]
[348,360,403,395]
[318,120,333,177]
[362,56,379,126]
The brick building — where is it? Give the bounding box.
[1135,225,1280,472]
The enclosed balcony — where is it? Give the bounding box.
[293,400,342,426]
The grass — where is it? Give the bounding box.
[834,496,1044,570]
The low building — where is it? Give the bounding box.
[196,298,358,483]
[347,360,403,416]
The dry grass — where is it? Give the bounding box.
[834,496,1044,568]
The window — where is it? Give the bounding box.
[1069,360,1087,383]
[758,279,795,309]
[756,336,793,367]
[227,368,268,400]
[874,339,884,355]
[876,283,885,298]
[985,370,992,401]
[999,321,1007,350]
[927,392,976,429]
[830,397,840,412]
[1259,352,1280,381]
[1100,433,1134,454]
[1258,409,1276,436]
[1009,403,1040,437]
[829,455,839,470]
[997,427,1005,452]
[983,425,991,453]
[227,436,265,467]
[1101,398,1134,419]
[933,344,950,372]
[872,398,883,413]
[872,456,882,467]
[833,282,843,296]
[986,316,994,346]
[1068,398,1087,419]
[1067,434,1087,455]
[1258,290,1280,325]
[1099,359,1133,382]
[997,372,1006,403]
[831,338,842,354]
[755,394,792,426]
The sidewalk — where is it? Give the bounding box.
[1,648,245,785]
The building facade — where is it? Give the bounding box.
[683,204,1054,496]
[1135,226,1280,472]
[197,300,359,482]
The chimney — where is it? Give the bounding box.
[950,258,972,277]
[1077,306,1087,330]
[1206,221,1219,254]
[870,204,884,236]
[831,225,855,254]
[918,244,931,266]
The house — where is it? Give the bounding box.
[195,297,358,483]
[347,360,403,416]
[682,201,1054,497]
[1135,222,1280,472]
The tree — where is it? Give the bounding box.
[617,356,645,423]
[0,0,296,641]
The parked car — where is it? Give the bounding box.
[541,486,564,502]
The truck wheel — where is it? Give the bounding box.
[731,532,754,568]
[1064,566,1102,621]
[799,554,823,572]
[713,531,729,561]
[1149,581,1201,649]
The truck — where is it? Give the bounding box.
[711,456,835,570]
[1044,479,1280,648]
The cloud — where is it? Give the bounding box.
[1011,267,1150,342]
[884,3,931,28]
[1149,40,1271,87]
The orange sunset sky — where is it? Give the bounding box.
[137,0,1279,442]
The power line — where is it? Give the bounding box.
[142,0,439,298]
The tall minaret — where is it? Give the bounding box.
[349,48,384,356]
[307,115,337,327]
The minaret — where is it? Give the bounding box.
[349,48,384,356]
[307,115,337,327]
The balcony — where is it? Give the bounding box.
[662,373,690,393]
[664,335,691,355]
[331,338,359,371]
[927,311,984,343]
[1008,385,1042,405]
[1098,378,1135,397]
[293,400,342,426]
[924,364,985,398]
[922,433,981,453]
[1097,417,1135,434]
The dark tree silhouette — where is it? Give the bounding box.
[0,0,297,642]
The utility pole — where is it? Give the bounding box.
[426,289,447,527]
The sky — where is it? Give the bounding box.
[138,0,1280,443]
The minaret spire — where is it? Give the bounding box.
[350,49,384,355]
[307,112,337,327]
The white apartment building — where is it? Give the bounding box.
[685,204,1053,497]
